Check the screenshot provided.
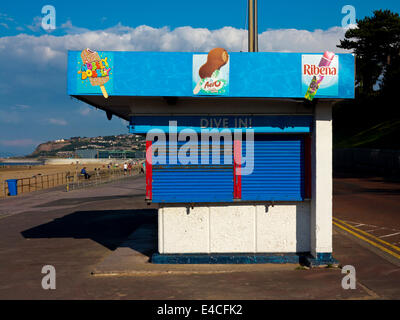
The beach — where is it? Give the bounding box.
[0,161,143,198]
[0,164,108,182]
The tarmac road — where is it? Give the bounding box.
[333,175,400,247]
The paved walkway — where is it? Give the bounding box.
[0,174,146,219]
[0,175,398,299]
[334,176,400,238]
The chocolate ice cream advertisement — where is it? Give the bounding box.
[302,52,339,101]
[192,48,230,96]
[76,49,113,98]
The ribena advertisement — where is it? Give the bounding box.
[302,53,339,99]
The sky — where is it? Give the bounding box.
[0,0,399,156]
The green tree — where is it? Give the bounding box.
[337,10,400,96]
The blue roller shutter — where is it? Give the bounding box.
[241,135,304,201]
[152,138,233,203]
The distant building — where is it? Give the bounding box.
[56,151,74,158]
[75,149,99,159]
[74,149,144,159]
[98,150,145,159]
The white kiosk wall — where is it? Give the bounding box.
[153,101,333,257]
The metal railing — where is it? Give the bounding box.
[2,172,69,197]
[66,167,141,191]
[1,166,142,197]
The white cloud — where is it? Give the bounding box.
[0,110,20,123]
[343,23,358,31]
[78,106,91,116]
[0,22,351,68]
[0,139,38,147]
[0,13,14,22]
[0,13,23,32]
[258,27,351,53]
[0,104,31,122]
[47,118,68,126]
[77,105,104,117]
[26,16,43,32]
[13,104,31,110]
[61,20,90,34]
[0,22,352,104]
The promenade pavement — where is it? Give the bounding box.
[0,174,398,299]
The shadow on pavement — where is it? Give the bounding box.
[33,195,145,207]
[333,171,400,183]
[333,173,400,196]
[359,188,400,195]
[21,209,157,257]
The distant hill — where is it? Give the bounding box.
[28,134,145,158]
[30,141,71,157]
[334,120,400,149]
[333,95,400,150]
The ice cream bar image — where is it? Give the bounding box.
[193,48,229,94]
[80,48,110,98]
[305,51,335,101]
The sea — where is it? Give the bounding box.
[0,161,44,166]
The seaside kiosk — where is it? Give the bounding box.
[68,48,354,265]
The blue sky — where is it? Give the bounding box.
[2,0,400,36]
[0,0,399,156]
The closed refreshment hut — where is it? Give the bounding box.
[68,49,355,265]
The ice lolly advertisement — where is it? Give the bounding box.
[302,52,339,100]
[193,48,230,96]
[76,49,113,98]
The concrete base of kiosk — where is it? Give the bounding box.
[151,252,338,266]
[157,203,312,254]
[155,202,338,265]
[152,253,306,264]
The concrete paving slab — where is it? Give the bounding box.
[333,225,400,299]
[93,223,301,275]
[0,175,146,219]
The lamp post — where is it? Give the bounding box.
[248,0,258,52]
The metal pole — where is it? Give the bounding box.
[248,0,254,52]
[254,0,258,52]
